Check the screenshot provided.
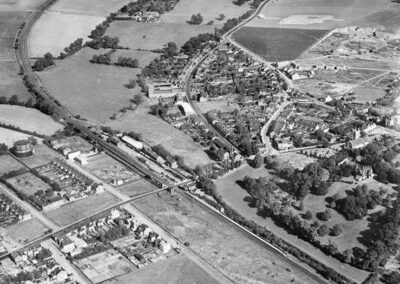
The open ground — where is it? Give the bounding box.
[0,155,25,176]
[214,164,370,283]
[6,218,49,245]
[134,192,320,284]
[105,254,220,284]
[118,178,158,198]
[74,249,134,283]
[7,172,51,197]
[0,105,62,136]
[37,47,157,122]
[44,191,120,227]
[107,101,211,168]
[15,144,62,169]
[28,0,132,58]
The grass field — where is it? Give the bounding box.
[161,0,249,25]
[16,144,62,168]
[7,172,51,197]
[0,155,26,176]
[75,249,135,283]
[246,0,389,30]
[0,127,40,148]
[6,218,49,244]
[118,178,158,197]
[134,192,320,284]
[45,192,120,226]
[107,22,213,51]
[233,26,328,62]
[106,254,219,284]
[0,10,34,102]
[28,0,131,58]
[107,101,211,168]
[37,48,156,122]
[214,169,370,283]
[0,105,62,135]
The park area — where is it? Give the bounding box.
[15,144,62,169]
[107,101,211,168]
[0,105,62,136]
[74,249,135,283]
[134,191,320,284]
[105,254,219,284]
[44,191,120,226]
[214,165,369,283]
[36,47,155,122]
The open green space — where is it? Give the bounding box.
[6,218,49,244]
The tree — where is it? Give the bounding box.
[303,210,313,220]
[330,224,343,236]
[317,209,332,221]
[252,154,263,168]
[188,13,203,25]
[8,95,19,105]
[0,96,7,104]
[318,224,329,236]
[126,79,137,89]
[132,94,143,105]
[217,13,225,20]
[165,42,178,57]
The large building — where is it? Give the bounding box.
[147,81,185,98]
[13,139,33,157]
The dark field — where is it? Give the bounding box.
[233,26,328,62]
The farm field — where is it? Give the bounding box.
[37,48,155,122]
[0,62,31,102]
[351,3,400,33]
[28,0,131,58]
[0,0,45,12]
[118,178,158,197]
[44,191,120,226]
[107,101,211,168]
[75,249,135,283]
[0,105,62,136]
[215,169,370,283]
[0,155,25,176]
[7,172,51,197]
[245,0,389,30]
[6,218,49,245]
[134,192,320,284]
[106,254,219,284]
[15,144,62,169]
[107,22,213,51]
[0,127,40,148]
[233,26,328,62]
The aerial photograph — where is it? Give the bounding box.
[0,0,399,283]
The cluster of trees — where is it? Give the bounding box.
[33,52,54,72]
[360,200,400,271]
[59,38,84,59]
[152,144,185,168]
[90,53,112,65]
[334,186,383,220]
[99,222,131,242]
[120,0,179,15]
[181,33,219,56]
[187,13,203,25]
[0,143,7,156]
[86,35,121,49]
[0,95,35,108]
[115,56,139,68]
[289,163,330,198]
[251,154,263,168]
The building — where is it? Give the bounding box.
[147,81,185,98]
[121,136,143,150]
